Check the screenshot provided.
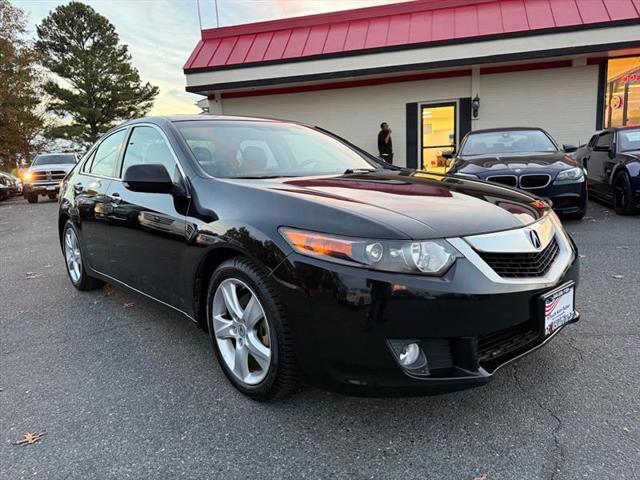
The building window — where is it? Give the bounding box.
[605,56,640,128]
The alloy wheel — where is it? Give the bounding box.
[64,227,82,283]
[212,278,272,385]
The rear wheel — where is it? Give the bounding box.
[613,172,637,215]
[27,193,38,203]
[207,257,298,401]
[62,221,105,291]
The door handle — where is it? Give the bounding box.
[109,192,122,205]
[73,182,83,193]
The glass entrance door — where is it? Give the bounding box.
[421,103,456,174]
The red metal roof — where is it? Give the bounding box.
[184,0,640,72]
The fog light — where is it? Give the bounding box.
[399,343,420,367]
[387,339,429,375]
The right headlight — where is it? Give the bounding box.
[554,167,584,184]
[280,227,461,275]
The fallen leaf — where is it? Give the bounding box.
[44,264,53,268]
[472,475,488,480]
[578,254,586,258]
[123,302,135,308]
[14,431,46,446]
[616,246,629,250]
[25,272,41,279]
[611,274,624,279]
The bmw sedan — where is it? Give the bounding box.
[446,128,588,219]
[58,115,580,400]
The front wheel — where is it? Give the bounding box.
[62,221,105,291]
[27,193,38,203]
[207,257,298,401]
[613,172,638,215]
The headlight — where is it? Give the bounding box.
[554,167,584,183]
[280,227,461,275]
[22,172,33,182]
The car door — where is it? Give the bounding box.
[73,129,127,274]
[104,124,191,310]
[587,131,614,200]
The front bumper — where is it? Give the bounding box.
[530,181,587,215]
[23,183,60,196]
[271,223,580,397]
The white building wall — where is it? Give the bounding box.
[476,65,599,147]
[218,64,599,167]
[220,76,471,168]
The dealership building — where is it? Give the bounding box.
[184,0,640,172]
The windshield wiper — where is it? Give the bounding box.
[343,168,378,174]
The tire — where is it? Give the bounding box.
[62,220,105,291]
[613,172,638,215]
[27,193,38,203]
[48,194,57,200]
[206,256,298,401]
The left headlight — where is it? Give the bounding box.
[22,172,33,183]
[554,167,584,184]
[280,227,461,275]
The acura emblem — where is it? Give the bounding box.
[527,229,542,249]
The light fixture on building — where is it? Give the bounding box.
[472,94,481,118]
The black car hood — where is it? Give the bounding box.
[453,151,577,176]
[234,171,549,239]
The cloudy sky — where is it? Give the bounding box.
[16,0,402,114]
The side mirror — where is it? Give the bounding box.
[441,151,455,159]
[608,147,616,159]
[563,144,577,153]
[123,164,174,193]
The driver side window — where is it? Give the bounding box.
[595,132,612,150]
[121,126,179,181]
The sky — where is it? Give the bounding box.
[15,0,403,115]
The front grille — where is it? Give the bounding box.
[478,237,560,278]
[32,170,66,181]
[478,321,540,364]
[520,174,551,189]
[487,175,517,187]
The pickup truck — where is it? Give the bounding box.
[22,153,77,203]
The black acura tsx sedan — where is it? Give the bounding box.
[58,115,580,400]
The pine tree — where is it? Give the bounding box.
[36,2,159,145]
[0,0,44,171]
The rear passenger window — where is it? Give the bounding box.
[87,130,126,177]
[121,126,177,180]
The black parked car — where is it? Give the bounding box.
[575,126,640,215]
[446,128,587,219]
[58,116,580,400]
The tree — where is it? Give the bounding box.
[35,2,158,145]
[0,0,44,171]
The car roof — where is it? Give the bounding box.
[466,127,548,134]
[123,114,315,128]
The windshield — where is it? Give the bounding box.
[461,130,557,156]
[175,120,377,178]
[618,128,640,152]
[33,154,76,166]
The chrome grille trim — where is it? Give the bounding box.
[447,214,575,286]
[487,175,517,187]
[519,174,551,189]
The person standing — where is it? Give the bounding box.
[377,122,393,164]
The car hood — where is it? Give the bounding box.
[28,163,75,172]
[236,171,550,239]
[454,151,577,176]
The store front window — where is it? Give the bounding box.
[605,57,640,128]
[421,103,456,174]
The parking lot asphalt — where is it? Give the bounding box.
[1,196,638,480]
